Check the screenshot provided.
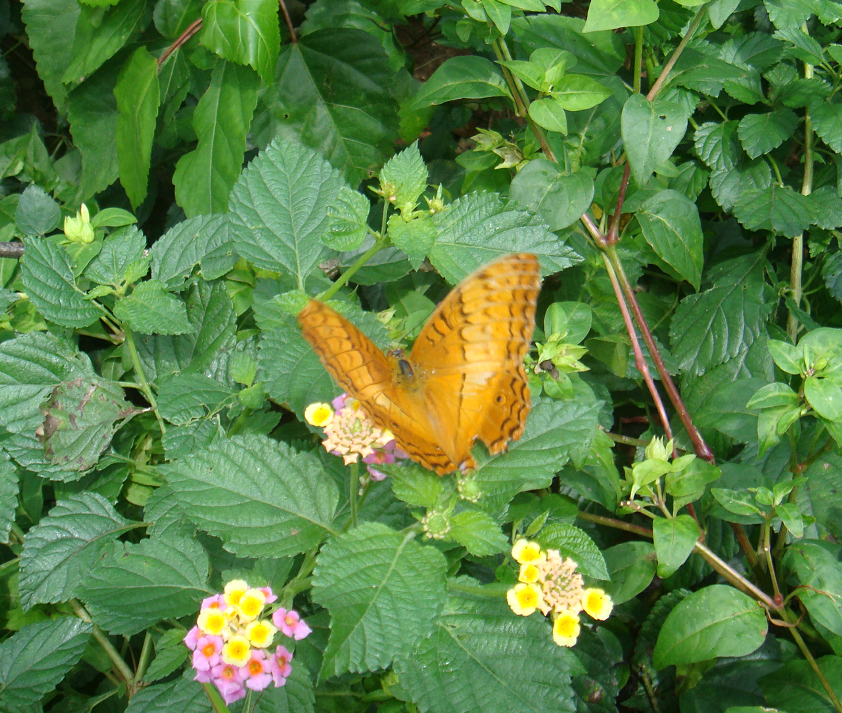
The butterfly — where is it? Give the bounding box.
[297,253,542,475]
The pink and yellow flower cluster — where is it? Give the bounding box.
[305,394,408,481]
[506,539,613,648]
[184,580,312,705]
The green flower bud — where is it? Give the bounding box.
[63,204,94,244]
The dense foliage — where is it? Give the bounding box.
[1,0,842,711]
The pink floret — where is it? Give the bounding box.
[269,645,294,686]
[272,608,313,640]
[183,625,200,650]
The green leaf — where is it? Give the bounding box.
[784,541,842,637]
[804,376,842,421]
[163,434,339,558]
[538,523,609,579]
[323,186,371,252]
[229,139,345,284]
[85,226,146,286]
[150,215,231,289]
[312,522,447,678]
[80,535,210,635]
[767,338,802,374]
[66,59,121,200]
[428,193,580,284]
[528,96,568,134]
[733,183,813,237]
[62,0,146,84]
[737,109,799,158]
[636,189,703,290]
[157,373,234,425]
[448,510,508,556]
[114,47,160,209]
[114,280,192,335]
[200,0,280,83]
[498,59,546,91]
[621,93,689,185]
[602,541,656,604]
[0,617,92,709]
[253,28,400,186]
[806,186,842,231]
[21,237,102,328]
[394,593,577,713]
[652,515,698,578]
[143,629,190,684]
[388,214,436,270]
[746,382,800,409]
[379,142,428,209]
[583,0,659,32]
[15,185,60,236]
[173,61,260,217]
[0,332,95,435]
[389,463,447,509]
[552,74,612,111]
[123,675,213,711]
[653,585,767,667]
[510,161,595,231]
[811,100,842,154]
[759,656,842,713]
[40,377,137,471]
[18,492,133,609]
[0,452,18,545]
[670,255,774,376]
[411,56,511,110]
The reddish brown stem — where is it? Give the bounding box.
[158,18,203,68]
[279,0,297,43]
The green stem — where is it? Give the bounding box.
[227,407,253,437]
[133,632,154,686]
[71,600,136,685]
[123,328,166,435]
[646,6,706,101]
[201,681,232,713]
[789,625,842,713]
[320,235,388,302]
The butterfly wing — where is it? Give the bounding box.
[408,253,541,471]
[297,299,458,474]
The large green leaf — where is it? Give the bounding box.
[123,675,211,713]
[0,617,92,709]
[253,28,400,186]
[427,193,580,284]
[173,61,260,217]
[509,160,596,231]
[21,237,102,328]
[18,492,133,609]
[201,0,280,83]
[228,139,345,285]
[114,280,192,335]
[150,215,232,289]
[312,522,447,678]
[394,593,578,713]
[783,541,842,637]
[410,56,512,109]
[760,656,842,713]
[733,183,813,237]
[737,109,799,158]
[0,332,95,434]
[621,93,690,185]
[157,373,233,425]
[653,585,767,667]
[670,254,774,375]
[0,451,18,545]
[636,189,703,290]
[85,226,147,286]
[583,0,659,32]
[80,535,210,635]
[114,47,160,209]
[163,434,340,558]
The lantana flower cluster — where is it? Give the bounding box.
[184,580,312,705]
[506,539,613,648]
[304,394,408,481]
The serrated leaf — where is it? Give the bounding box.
[380,142,428,209]
[509,161,595,231]
[823,251,842,304]
[806,185,842,231]
[40,377,137,471]
[143,629,190,684]
[229,139,345,284]
[157,373,234,425]
[411,56,511,110]
[0,617,92,709]
[0,451,18,545]
[200,0,280,83]
[114,280,192,335]
[150,215,231,289]
[15,185,60,236]
[323,186,371,252]
[428,193,580,284]
[812,100,842,154]
[254,28,400,186]
[85,226,146,286]
[124,674,213,712]
[448,510,508,556]
[394,593,577,713]
[0,332,95,434]
[173,61,260,217]
[653,585,767,667]
[388,463,447,509]
[388,214,436,270]
[733,183,813,237]
[18,492,133,609]
[163,434,339,557]
[636,189,703,290]
[538,523,609,579]
[621,94,690,185]
[670,255,774,375]
[312,522,447,678]
[80,535,210,636]
[21,237,102,328]
[115,47,160,209]
[737,109,799,158]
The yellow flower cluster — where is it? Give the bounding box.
[196,580,277,666]
[506,539,613,648]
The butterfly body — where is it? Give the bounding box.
[298,253,542,475]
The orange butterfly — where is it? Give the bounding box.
[297,253,541,475]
